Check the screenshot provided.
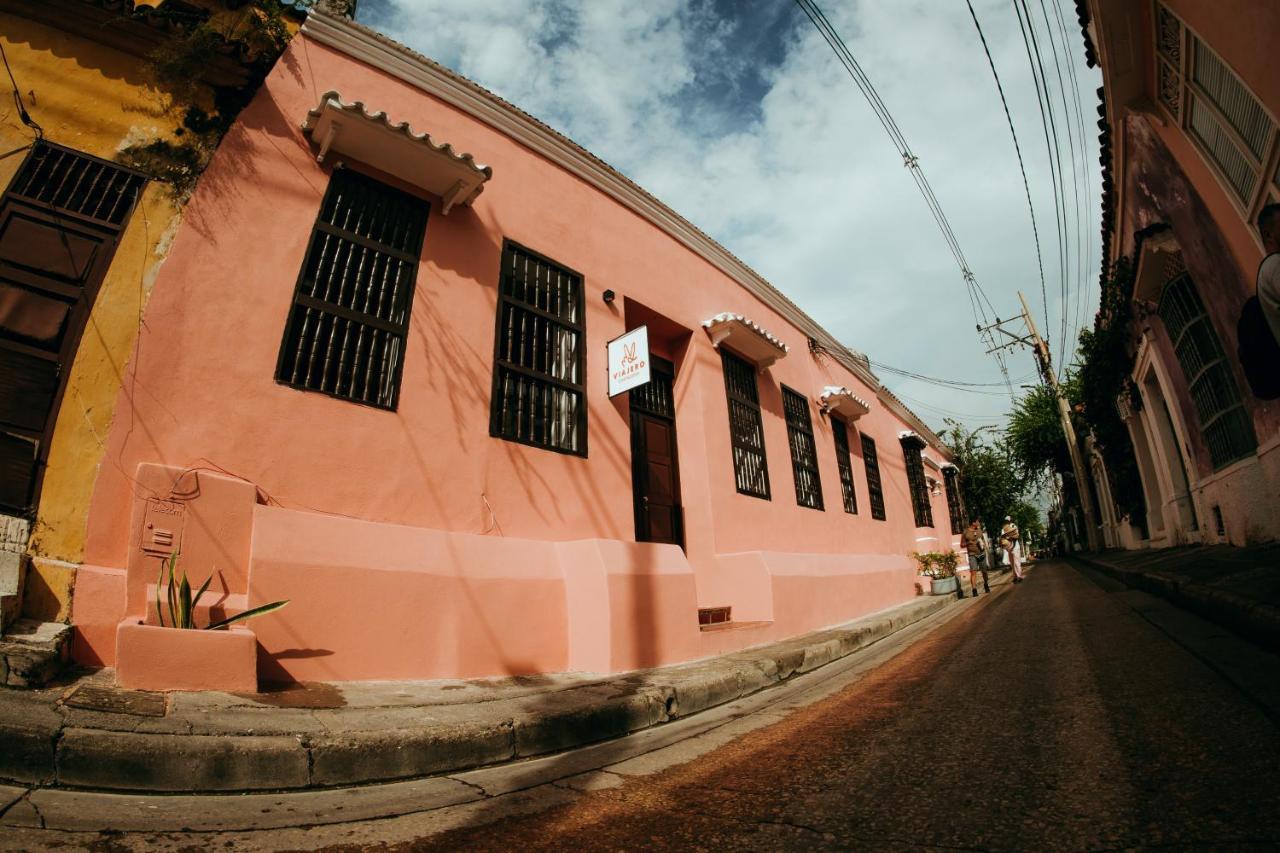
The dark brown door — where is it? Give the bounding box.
[0,142,144,513]
[630,356,683,546]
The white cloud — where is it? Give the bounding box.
[357,0,1102,432]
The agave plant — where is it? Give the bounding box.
[155,551,288,630]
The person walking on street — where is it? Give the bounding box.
[1001,515,1024,583]
[962,518,990,596]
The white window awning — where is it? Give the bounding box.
[302,90,492,214]
[898,430,926,448]
[819,386,871,421]
[702,312,789,369]
[922,455,942,472]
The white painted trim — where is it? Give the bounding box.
[298,11,955,459]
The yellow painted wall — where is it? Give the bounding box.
[1,11,195,619]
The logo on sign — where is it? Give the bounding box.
[607,326,651,397]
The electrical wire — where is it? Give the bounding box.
[966,0,1050,343]
[1050,0,1096,361]
[1034,0,1085,366]
[1034,0,1087,373]
[0,42,42,140]
[1014,0,1069,370]
[793,0,1017,403]
[870,359,1036,392]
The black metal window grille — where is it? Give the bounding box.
[721,349,770,499]
[943,467,963,534]
[276,168,429,410]
[630,356,674,419]
[489,241,586,455]
[781,386,823,510]
[10,141,144,226]
[1158,273,1256,469]
[861,434,886,520]
[900,435,934,528]
[832,418,857,515]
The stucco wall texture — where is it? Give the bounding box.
[1,12,187,620]
[1103,0,1280,547]
[71,32,961,682]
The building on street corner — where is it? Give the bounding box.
[0,1,304,649]
[1078,0,1280,550]
[9,3,965,689]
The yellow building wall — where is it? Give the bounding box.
[1,11,191,620]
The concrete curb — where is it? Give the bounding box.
[0,594,955,795]
[1073,554,1280,653]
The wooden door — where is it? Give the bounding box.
[0,142,143,513]
[630,356,683,546]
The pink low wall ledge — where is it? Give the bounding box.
[73,469,923,686]
[115,620,258,693]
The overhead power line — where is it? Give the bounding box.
[793,0,1017,401]
[870,359,1037,395]
[965,0,1051,348]
[1034,0,1088,370]
[1013,0,1071,370]
[1049,0,1096,360]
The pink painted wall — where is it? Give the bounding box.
[73,33,960,682]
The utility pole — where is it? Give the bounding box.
[980,292,1101,552]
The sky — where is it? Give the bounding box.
[355,0,1104,436]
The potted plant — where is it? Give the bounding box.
[115,552,289,692]
[912,550,961,596]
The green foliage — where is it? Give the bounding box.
[150,25,226,102]
[155,552,288,631]
[149,1,301,97]
[1005,383,1068,486]
[910,550,960,578]
[117,138,209,198]
[121,2,305,198]
[1074,258,1147,523]
[942,421,1032,543]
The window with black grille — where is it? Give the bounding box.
[832,419,857,515]
[901,434,934,528]
[9,141,145,227]
[489,241,586,455]
[721,349,770,498]
[861,434,886,520]
[943,467,964,534]
[275,168,429,410]
[782,386,823,510]
[1158,272,1256,469]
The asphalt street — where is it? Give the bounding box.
[407,559,1280,851]
[5,559,1280,851]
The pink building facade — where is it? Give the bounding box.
[70,8,963,686]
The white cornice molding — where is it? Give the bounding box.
[300,11,953,456]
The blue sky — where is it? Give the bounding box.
[354,0,1102,434]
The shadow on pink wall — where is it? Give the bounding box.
[71,464,918,687]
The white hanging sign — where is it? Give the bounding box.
[607,326,651,397]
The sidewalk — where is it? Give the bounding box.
[1076,543,1280,651]
[0,579,1011,797]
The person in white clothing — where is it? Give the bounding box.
[1000,516,1023,583]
